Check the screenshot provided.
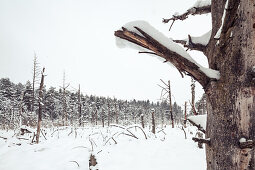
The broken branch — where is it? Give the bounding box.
[192,137,211,145]
[163,5,211,23]
[115,26,212,88]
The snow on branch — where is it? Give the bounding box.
[174,30,211,52]
[188,114,206,133]
[163,0,211,30]
[114,21,220,88]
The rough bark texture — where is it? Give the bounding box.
[205,0,255,169]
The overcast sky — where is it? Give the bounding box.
[0,0,211,107]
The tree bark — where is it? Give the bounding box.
[204,0,255,169]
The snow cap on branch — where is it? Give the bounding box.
[115,20,220,80]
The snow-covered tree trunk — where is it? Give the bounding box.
[114,0,255,169]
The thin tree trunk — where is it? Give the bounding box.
[141,114,145,128]
[168,80,174,128]
[78,85,82,126]
[36,68,45,144]
[151,110,155,134]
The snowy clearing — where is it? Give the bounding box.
[0,125,206,170]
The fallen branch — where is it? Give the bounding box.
[0,136,7,140]
[127,125,147,139]
[181,126,187,139]
[40,129,47,140]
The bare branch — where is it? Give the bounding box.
[187,118,206,133]
[115,26,213,88]
[163,5,211,24]
[174,35,206,52]
[192,137,211,145]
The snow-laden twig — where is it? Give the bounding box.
[163,0,211,31]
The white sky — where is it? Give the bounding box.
[0,0,211,107]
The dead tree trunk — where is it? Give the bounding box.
[36,67,45,144]
[151,109,155,134]
[78,85,82,126]
[32,53,39,112]
[114,102,118,124]
[168,80,174,128]
[114,1,255,169]
[191,78,197,115]
[141,114,145,128]
[184,101,187,128]
[107,102,110,126]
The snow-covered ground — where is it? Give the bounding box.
[0,125,206,170]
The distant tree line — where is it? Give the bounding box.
[0,78,185,129]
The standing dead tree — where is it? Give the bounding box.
[78,85,82,126]
[32,53,40,112]
[114,0,255,169]
[61,72,69,126]
[158,79,174,128]
[151,109,155,134]
[190,78,197,115]
[36,67,45,144]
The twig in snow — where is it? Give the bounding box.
[0,136,7,140]
[89,138,94,151]
[181,126,187,139]
[126,125,147,139]
[69,161,80,167]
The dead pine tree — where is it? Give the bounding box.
[114,100,118,124]
[32,53,40,112]
[61,71,69,126]
[158,79,174,128]
[151,109,155,134]
[107,100,111,127]
[184,101,187,128]
[114,1,255,169]
[36,67,45,144]
[78,84,82,126]
[190,78,197,115]
[141,114,145,128]
[101,108,105,128]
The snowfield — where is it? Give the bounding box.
[0,125,206,170]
